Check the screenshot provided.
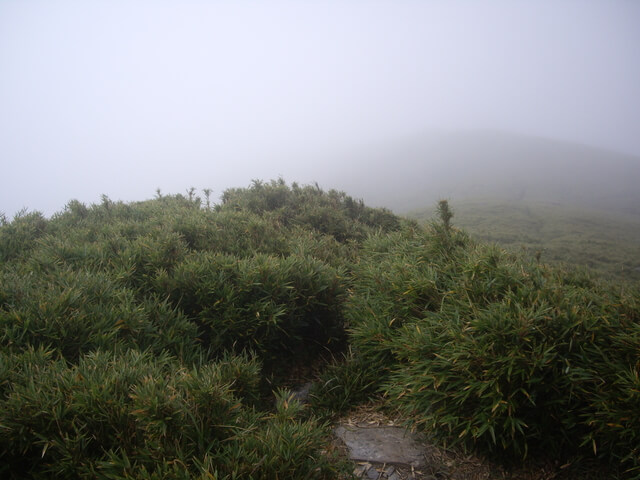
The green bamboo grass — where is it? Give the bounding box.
[0,183,638,478]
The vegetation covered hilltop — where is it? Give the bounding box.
[0,180,638,479]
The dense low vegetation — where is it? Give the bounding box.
[1,181,639,478]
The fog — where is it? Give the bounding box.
[1,1,639,217]
[324,130,640,214]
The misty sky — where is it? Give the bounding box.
[1,1,639,217]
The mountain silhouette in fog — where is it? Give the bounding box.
[327,130,640,215]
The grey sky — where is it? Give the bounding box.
[1,1,639,217]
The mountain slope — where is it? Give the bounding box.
[319,130,640,215]
[408,199,640,283]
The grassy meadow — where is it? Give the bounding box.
[408,199,640,284]
[1,181,639,479]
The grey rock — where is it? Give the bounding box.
[366,467,381,479]
[334,425,427,467]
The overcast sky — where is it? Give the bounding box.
[1,0,639,217]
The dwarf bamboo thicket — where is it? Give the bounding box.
[0,180,638,479]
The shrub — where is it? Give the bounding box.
[219,179,401,242]
[107,229,188,294]
[202,389,350,479]
[171,208,289,256]
[0,269,130,360]
[0,349,344,479]
[0,210,48,263]
[0,268,200,363]
[347,229,446,369]
[309,349,381,418]
[158,252,347,367]
[360,245,640,473]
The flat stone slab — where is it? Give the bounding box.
[334,425,427,467]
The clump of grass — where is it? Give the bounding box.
[308,348,382,418]
[0,349,347,479]
[201,388,351,479]
[0,268,201,363]
[0,210,48,263]
[157,251,348,367]
[346,217,640,473]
